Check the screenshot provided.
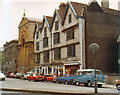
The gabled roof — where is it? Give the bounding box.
[71,2,87,17]
[50,10,60,31]
[41,16,53,31]
[50,3,66,31]
[18,17,41,28]
[87,0,103,12]
[33,21,42,39]
[62,2,87,25]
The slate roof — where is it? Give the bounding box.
[27,17,42,22]
[70,2,87,16]
[46,16,53,26]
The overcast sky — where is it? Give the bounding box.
[0,0,119,47]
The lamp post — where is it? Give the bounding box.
[89,43,99,93]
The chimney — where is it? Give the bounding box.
[59,2,66,11]
[101,0,109,8]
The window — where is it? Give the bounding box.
[22,38,25,47]
[43,37,48,48]
[66,28,74,41]
[36,42,39,51]
[54,32,60,44]
[68,14,72,23]
[67,45,75,57]
[54,48,61,60]
[55,21,59,31]
[43,50,49,62]
[37,53,40,63]
[36,31,39,39]
[44,27,47,37]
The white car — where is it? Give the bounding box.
[0,72,5,81]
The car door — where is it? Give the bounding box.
[58,74,63,82]
[29,74,33,80]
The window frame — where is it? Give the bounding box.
[66,28,74,41]
[68,14,72,23]
[55,21,59,31]
[43,37,48,48]
[43,50,49,62]
[36,42,39,51]
[54,32,60,44]
[67,44,75,57]
[54,48,61,60]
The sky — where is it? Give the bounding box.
[0,0,119,47]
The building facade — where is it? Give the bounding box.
[18,13,41,73]
[3,40,18,73]
[34,1,119,75]
[0,47,4,72]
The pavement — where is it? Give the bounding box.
[0,78,120,95]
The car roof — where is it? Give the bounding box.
[77,69,101,72]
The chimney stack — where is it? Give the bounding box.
[101,0,109,8]
[59,2,66,11]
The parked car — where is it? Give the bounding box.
[73,69,105,87]
[21,72,31,80]
[0,72,5,81]
[56,74,74,84]
[9,73,16,78]
[46,74,58,82]
[15,73,21,79]
[28,73,46,82]
[114,79,120,90]
[6,72,13,78]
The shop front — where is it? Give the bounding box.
[64,63,80,74]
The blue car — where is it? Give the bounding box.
[56,74,74,84]
[73,69,105,87]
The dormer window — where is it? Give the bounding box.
[44,27,47,37]
[55,21,59,31]
[68,14,72,23]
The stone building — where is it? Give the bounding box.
[34,0,119,75]
[18,12,41,73]
[0,47,4,72]
[3,40,18,73]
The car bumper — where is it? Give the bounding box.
[0,77,5,81]
[93,82,105,85]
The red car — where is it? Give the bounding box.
[9,73,16,78]
[46,74,58,82]
[6,72,13,78]
[28,73,46,82]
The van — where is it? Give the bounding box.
[73,69,105,87]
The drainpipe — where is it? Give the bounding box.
[78,17,85,69]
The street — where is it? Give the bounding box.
[0,78,119,94]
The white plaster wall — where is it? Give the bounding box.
[63,6,78,29]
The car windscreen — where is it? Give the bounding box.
[96,71,102,75]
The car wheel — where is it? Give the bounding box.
[65,81,68,85]
[33,79,36,82]
[52,80,54,83]
[116,84,120,90]
[56,80,59,84]
[87,81,92,87]
[76,81,80,86]
[28,79,30,81]
[98,84,102,88]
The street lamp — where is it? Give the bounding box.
[89,43,99,93]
